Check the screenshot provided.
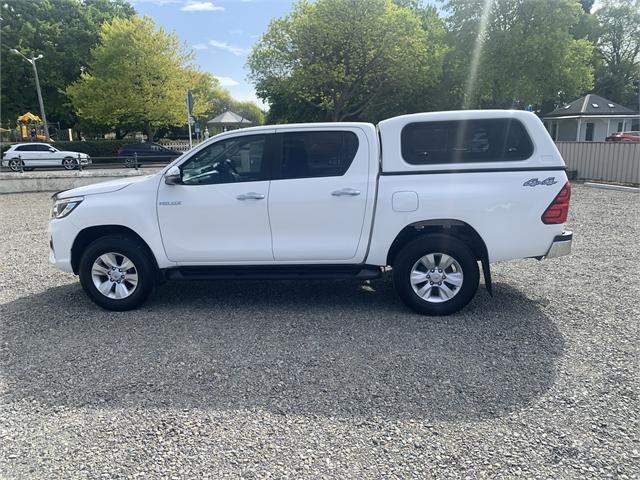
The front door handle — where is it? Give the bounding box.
[236,192,265,200]
[332,188,361,197]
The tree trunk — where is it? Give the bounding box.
[144,121,156,142]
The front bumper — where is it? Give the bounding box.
[48,217,79,273]
[545,231,573,259]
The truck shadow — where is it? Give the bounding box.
[0,279,564,422]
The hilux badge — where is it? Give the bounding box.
[523,177,557,187]
[159,201,182,206]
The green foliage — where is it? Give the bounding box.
[66,16,193,141]
[248,0,446,122]
[442,0,594,109]
[593,0,640,108]
[53,139,130,157]
[0,0,134,129]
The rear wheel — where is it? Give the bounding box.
[62,157,79,170]
[393,235,479,316]
[79,235,156,311]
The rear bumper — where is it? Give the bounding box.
[545,231,573,259]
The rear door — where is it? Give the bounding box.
[15,145,43,166]
[268,128,371,262]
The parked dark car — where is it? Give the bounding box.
[117,143,183,167]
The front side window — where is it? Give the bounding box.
[401,119,533,165]
[275,131,359,180]
[36,144,54,152]
[15,145,37,152]
[181,134,266,185]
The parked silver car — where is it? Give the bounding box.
[1,143,91,171]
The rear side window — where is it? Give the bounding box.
[15,145,36,152]
[276,131,359,179]
[401,119,533,165]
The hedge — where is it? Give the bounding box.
[54,140,131,158]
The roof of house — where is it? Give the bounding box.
[544,94,637,118]
[207,111,252,125]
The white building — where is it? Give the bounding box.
[543,94,639,142]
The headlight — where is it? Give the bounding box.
[51,196,83,219]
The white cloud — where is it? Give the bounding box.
[215,76,240,87]
[192,43,209,50]
[208,40,249,56]
[231,88,268,111]
[181,1,224,12]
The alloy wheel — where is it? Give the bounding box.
[410,252,464,303]
[91,252,139,299]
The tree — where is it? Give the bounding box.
[67,16,192,141]
[248,0,446,122]
[442,0,594,110]
[593,0,640,107]
[0,0,135,130]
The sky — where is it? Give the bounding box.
[132,0,605,111]
[133,0,296,109]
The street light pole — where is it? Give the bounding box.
[10,49,49,141]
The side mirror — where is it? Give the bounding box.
[49,147,56,152]
[164,165,182,185]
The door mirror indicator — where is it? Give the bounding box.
[164,166,182,185]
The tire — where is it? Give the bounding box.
[62,157,79,170]
[123,157,136,168]
[8,159,24,172]
[78,234,156,311]
[392,234,479,316]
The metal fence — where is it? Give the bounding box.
[556,142,639,186]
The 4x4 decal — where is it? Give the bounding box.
[523,177,558,187]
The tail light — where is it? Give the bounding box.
[542,181,571,224]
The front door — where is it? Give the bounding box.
[157,132,274,263]
[268,129,371,262]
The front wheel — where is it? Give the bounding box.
[62,157,79,170]
[393,235,479,316]
[79,235,156,311]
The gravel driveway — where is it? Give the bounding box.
[0,184,638,479]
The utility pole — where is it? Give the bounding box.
[10,49,49,141]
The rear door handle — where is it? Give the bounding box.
[236,192,265,200]
[332,188,361,197]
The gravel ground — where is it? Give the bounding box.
[0,184,638,479]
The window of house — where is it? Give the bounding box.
[585,123,594,141]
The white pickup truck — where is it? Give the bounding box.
[48,110,572,315]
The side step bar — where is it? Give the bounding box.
[163,264,383,281]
